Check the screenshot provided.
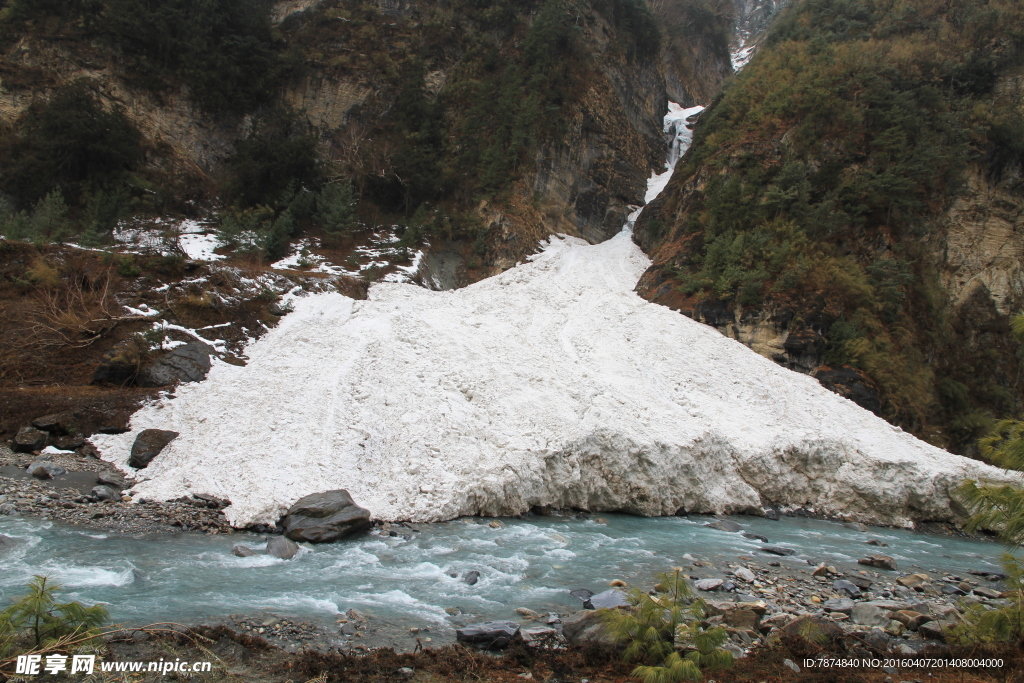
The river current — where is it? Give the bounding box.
[0,513,1004,632]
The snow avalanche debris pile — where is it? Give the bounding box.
[93,231,1017,527]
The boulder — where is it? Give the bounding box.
[763,508,780,521]
[969,569,1007,579]
[861,628,892,652]
[892,610,931,630]
[569,588,594,603]
[14,427,48,453]
[128,429,179,469]
[897,573,929,588]
[520,626,558,645]
[779,616,845,643]
[561,611,619,649]
[735,600,769,615]
[589,589,629,610]
[31,413,70,435]
[723,609,761,630]
[833,579,862,598]
[96,472,125,487]
[694,579,724,592]
[268,302,290,317]
[281,489,371,543]
[27,462,66,479]
[918,620,950,641]
[846,575,873,590]
[823,598,855,614]
[706,519,742,533]
[137,342,214,387]
[52,434,85,451]
[267,536,299,559]
[91,485,120,501]
[232,545,258,558]
[463,570,481,586]
[759,546,795,556]
[858,555,897,571]
[455,621,521,649]
[734,567,756,582]
[973,587,1002,600]
[851,603,890,627]
[194,493,230,509]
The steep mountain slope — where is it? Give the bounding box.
[0,0,734,281]
[632,0,1024,453]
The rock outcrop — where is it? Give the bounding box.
[138,343,214,387]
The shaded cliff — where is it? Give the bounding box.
[633,0,1024,453]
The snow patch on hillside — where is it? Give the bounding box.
[93,230,1017,528]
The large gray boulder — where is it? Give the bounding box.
[27,462,67,479]
[138,342,214,387]
[128,429,179,469]
[455,621,521,650]
[561,610,620,649]
[281,490,371,543]
[91,485,121,501]
[589,589,630,610]
[267,536,299,559]
[851,603,891,627]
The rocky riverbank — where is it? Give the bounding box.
[0,445,233,534]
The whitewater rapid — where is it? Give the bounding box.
[93,227,1016,527]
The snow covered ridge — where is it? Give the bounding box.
[92,231,1018,529]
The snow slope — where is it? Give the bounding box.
[93,229,1017,528]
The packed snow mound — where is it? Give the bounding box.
[94,231,1017,527]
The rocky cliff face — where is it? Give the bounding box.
[941,167,1024,315]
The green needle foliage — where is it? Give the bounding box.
[0,575,109,653]
[316,181,358,236]
[953,314,1024,644]
[601,569,733,683]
